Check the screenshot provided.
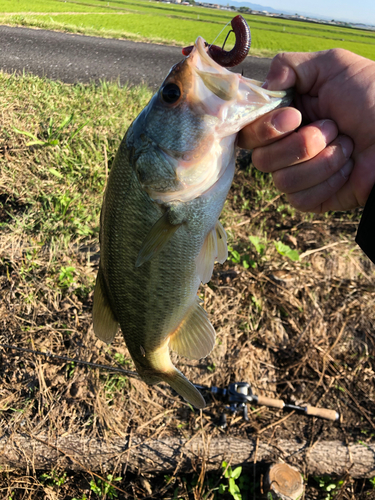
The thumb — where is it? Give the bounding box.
[264,51,332,94]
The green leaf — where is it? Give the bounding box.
[249,235,266,255]
[230,250,241,263]
[56,114,74,133]
[12,126,39,140]
[49,168,64,179]
[26,140,48,146]
[274,241,300,261]
[68,119,90,143]
[219,483,227,494]
[231,466,242,480]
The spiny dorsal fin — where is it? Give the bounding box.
[93,267,119,344]
[136,211,182,268]
[169,296,215,360]
[196,220,228,284]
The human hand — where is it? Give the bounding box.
[238,49,375,212]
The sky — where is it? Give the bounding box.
[240,0,375,25]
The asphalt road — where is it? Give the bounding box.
[0,25,271,89]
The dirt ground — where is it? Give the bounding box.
[1,75,375,499]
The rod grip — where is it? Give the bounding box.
[304,405,339,421]
[255,395,285,409]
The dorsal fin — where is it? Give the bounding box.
[93,267,119,344]
[169,297,215,360]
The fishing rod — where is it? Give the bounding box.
[0,343,339,421]
[194,381,339,423]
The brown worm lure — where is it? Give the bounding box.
[182,15,251,68]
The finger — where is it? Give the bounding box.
[286,158,354,212]
[252,119,338,173]
[272,135,354,194]
[238,107,301,150]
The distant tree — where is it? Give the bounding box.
[238,6,248,12]
[230,5,237,9]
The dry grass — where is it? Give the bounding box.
[1,72,375,498]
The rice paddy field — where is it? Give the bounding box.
[1,0,375,59]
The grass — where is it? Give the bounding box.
[1,0,375,59]
[1,72,375,499]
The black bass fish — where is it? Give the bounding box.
[93,18,292,408]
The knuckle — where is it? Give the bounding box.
[273,169,292,193]
[322,147,341,177]
[303,128,325,159]
[287,192,310,212]
[252,147,272,172]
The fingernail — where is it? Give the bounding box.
[338,136,353,159]
[272,109,301,134]
[319,119,337,145]
[340,159,354,179]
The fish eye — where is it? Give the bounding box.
[161,83,181,104]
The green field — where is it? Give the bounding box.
[1,0,375,59]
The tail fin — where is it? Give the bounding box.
[161,368,206,409]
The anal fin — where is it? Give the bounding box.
[196,220,228,284]
[169,296,215,360]
[93,267,119,344]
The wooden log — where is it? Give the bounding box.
[264,463,304,500]
[1,433,374,478]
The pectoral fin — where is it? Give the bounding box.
[169,296,215,360]
[93,267,119,344]
[136,211,182,268]
[196,220,228,284]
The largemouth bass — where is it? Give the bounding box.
[93,24,292,409]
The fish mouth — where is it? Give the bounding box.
[186,36,292,122]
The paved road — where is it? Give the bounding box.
[0,25,271,89]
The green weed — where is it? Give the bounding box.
[314,476,344,500]
[90,474,122,499]
[274,241,300,261]
[219,461,249,500]
[40,470,67,487]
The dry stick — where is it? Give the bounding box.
[103,143,108,188]
[299,240,349,259]
[136,409,175,433]
[323,356,375,430]
[253,436,260,500]
[257,411,296,436]
[348,253,373,282]
[317,320,347,389]
[26,433,130,497]
[122,427,132,480]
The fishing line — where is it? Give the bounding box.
[0,343,339,420]
[208,21,232,50]
[0,342,140,378]
[0,343,280,396]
